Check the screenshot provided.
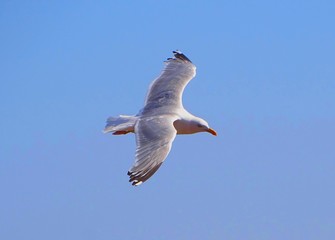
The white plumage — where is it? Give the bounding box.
[104,51,217,186]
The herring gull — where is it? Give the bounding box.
[104,51,217,186]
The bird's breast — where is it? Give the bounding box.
[173,119,197,134]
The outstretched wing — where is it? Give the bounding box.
[142,51,196,113]
[128,114,178,186]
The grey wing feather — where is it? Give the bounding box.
[128,115,178,185]
[143,51,196,111]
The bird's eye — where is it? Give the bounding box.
[197,124,203,128]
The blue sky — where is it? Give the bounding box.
[1,0,335,239]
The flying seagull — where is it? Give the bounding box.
[104,50,217,186]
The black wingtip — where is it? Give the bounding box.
[171,50,192,63]
[127,162,163,186]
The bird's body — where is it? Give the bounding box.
[104,51,217,186]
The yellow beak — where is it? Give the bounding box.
[206,128,217,136]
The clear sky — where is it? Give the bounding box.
[1,1,335,239]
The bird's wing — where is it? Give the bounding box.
[142,51,196,112]
[128,114,178,185]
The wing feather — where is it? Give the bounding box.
[141,51,196,114]
[128,115,178,185]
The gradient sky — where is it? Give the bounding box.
[1,1,335,239]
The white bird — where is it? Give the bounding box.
[104,51,217,186]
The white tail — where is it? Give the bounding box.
[103,115,137,134]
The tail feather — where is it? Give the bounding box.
[103,115,137,134]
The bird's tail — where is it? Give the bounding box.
[103,115,137,135]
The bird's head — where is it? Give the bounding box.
[193,118,217,136]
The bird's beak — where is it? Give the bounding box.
[206,128,217,136]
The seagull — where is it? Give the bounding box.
[104,50,217,186]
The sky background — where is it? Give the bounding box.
[1,0,335,239]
